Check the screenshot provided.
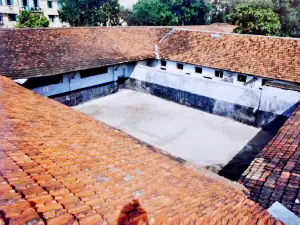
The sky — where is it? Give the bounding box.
[119,0,136,9]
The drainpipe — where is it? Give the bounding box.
[154,45,160,59]
[254,87,263,127]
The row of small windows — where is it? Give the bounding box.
[80,66,108,79]
[160,60,248,82]
[23,66,109,89]
[161,60,203,74]
[0,0,54,8]
[0,0,13,6]
[0,14,55,22]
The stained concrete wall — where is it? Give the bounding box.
[131,65,261,109]
[128,65,300,127]
[53,82,117,107]
[31,63,134,97]
[32,74,70,97]
[151,59,264,89]
[257,86,300,127]
[27,62,299,127]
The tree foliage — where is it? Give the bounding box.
[119,6,133,25]
[128,0,224,26]
[128,0,176,26]
[215,0,300,37]
[276,0,300,37]
[16,11,49,28]
[59,0,122,26]
[227,3,281,35]
[212,0,276,12]
[56,0,300,38]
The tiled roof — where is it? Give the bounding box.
[240,106,300,216]
[0,75,281,224]
[0,27,170,79]
[2,26,300,83]
[171,23,237,33]
[159,29,300,83]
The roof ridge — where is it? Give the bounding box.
[0,26,171,32]
[173,28,300,41]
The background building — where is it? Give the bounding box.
[0,0,66,28]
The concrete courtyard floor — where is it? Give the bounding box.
[74,89,262,171]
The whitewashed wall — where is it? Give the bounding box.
[0,0,67,28]
[130,65,300,124]
[260,86,300,115]
[131,65,261,109]
[32,63,134,97]
[151,59,264,89]
[1,14,17,28]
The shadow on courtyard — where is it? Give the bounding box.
[218,103,299,181]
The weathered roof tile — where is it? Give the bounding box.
[159,30,300,83]
[0,27,170,79]
[240,106,300,216]
[0,76,282,224]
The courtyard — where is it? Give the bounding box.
[74,89,268,172]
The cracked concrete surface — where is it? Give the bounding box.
[74,89,261,170]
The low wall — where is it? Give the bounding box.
[27,63,134,106]
[27,63,300,127]
[257,86,300,128]
[127,65,300,127]
[31,63,134,97]
[53,82,118,107]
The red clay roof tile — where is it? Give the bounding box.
[159,29,300,83]
[240,105,300,216]
[169,23,237,32]
[1,26,300,84]
[0,27,170,79]
[0,76,282,224]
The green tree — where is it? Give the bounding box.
[227,4,281,35]
[239,0,276,9]
[276,0,300,37]
[58,0,122,26]
[212,0,277,13]
[16,11,49,28]
[128,0,177,26]
[128,0,222,26]
[119,6,133,25]
[170,0,216,25]
[39,16,50,27]
[162,0,199,25]
[210,4,226,23]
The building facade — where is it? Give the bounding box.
[1,27,300,127]
[0,0,66,28]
